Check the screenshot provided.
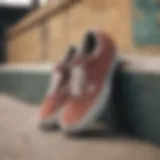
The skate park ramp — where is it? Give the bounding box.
[0,94,160,160]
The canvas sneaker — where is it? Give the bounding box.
[37,46,77,129]
[59,30,117,133]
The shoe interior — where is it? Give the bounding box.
[83,32,98,55]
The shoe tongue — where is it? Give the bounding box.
[46,47,77,96]
[63,46,77,64]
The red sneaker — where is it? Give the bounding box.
[59,30,117,133]
[36,46,77,129]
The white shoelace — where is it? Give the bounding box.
[47,70,63,95]
[70,64,87,97]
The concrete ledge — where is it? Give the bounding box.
[121,54,160,73]
[0,55,160,144]
[2,54,160,73]
[0,72,49,104]
[0,63,53,73]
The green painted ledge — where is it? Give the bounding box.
[0,72,50,104]
[0,56,160,144]
[111,70,160,144]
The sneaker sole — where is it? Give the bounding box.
[37,109,60,130]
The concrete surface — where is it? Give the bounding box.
[0,94,160,160]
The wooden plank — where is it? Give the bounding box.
[46,11,70,62]
[7,26,41,63]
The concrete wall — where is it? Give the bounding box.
[6,0,160,63]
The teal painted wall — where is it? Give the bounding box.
[133,0,160,45]
[0,72,50,104]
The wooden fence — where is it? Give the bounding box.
[6,0,160,63]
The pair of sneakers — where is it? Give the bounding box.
[36,30,117,133]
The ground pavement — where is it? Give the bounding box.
[0,94,159,160]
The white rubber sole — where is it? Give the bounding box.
[59,55,119,133]
[36,109,60,129]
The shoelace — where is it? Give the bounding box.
[47,70,63,96]
[70,64,87,97]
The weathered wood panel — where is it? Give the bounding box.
[7,26,41,63]
[68,0,132,52]
[46,12,69,62]
[7,0,76,63]
[7,0,160,63]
